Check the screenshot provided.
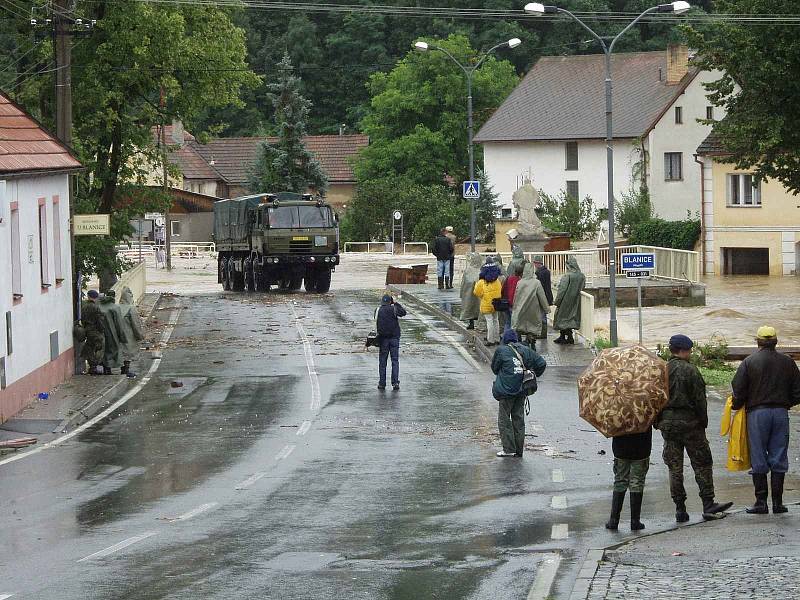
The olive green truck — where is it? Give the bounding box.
[214,192,340,293]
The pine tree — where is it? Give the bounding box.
[249,54,328,194]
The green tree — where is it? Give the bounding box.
[355,34,518,186]
[249,54,327,194]
[538,190,600,241]
[687,0,800,192]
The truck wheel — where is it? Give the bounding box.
[289,274,303,291]
[315,269,332,293]
[304,272,317,292]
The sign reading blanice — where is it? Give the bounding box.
[74,214,110,236]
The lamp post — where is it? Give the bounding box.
[414,37,522,252]
[524,1,690,346]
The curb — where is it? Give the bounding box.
[387,285,493,363]
[57,293,163,434]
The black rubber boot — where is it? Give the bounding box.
[466,319,475,330]
[437,277,444,290]
[566,329,575,344]
[675,500,690,523]
[120,361,130,375]
[772,472,788,513]
[538,321,548,340]
[553,331,567,344]
[746,473,769,514]
[103,366,112,375]
[605,491,626,530]
[525,334,537,350]
[629,492,645,530]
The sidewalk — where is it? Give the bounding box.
[390,282,595,367]
[0,292,161,450]
[577,505,800,599]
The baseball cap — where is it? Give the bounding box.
[756,326,777,340]
[669,334,693,350]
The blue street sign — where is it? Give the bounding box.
[621,252,656,272]
[462,180,480,199]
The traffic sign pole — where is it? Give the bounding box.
[637,276,643,345]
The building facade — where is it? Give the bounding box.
[0,92,81,422]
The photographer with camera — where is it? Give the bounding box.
[375,294,407,392]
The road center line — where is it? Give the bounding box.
[276,444,296,461]
[0,307,182,469]
[297,420,312,436]
[235,472,267,490]
[550,524,569,540]
[552,469,565,483]
[551,495,568,509]
[77,531,157,562]
[527,553,561,600]
[289,303,322,412]
[174,502,218,522]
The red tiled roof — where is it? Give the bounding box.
[187,134,369,184]
[0,91,82,174]
[170,143,221,180]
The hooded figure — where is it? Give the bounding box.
[506,245,526,278]
[97,291,129,372]
[511,263,550,347]
[479,258,502,283]
[118,287,145,375]
[80,290,107,374]
[459,252,483,328]
[553,257,586,344]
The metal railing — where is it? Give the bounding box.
[117,241,216,260]
[403,242,429,254]
[343,241,394,254]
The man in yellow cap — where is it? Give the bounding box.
[732,326,800,514]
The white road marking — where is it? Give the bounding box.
[289,303,322,412]
[527,553,561,600]
[235,472,267,490]
[550,524,569,540]
[550,495,568,509]
[77,531,157,562]
[297,420,312,436]
[276,444,296,461]
[173,502,217,522]
[0,308,182,469]
[551,469,565,483]
[0,594,15,599]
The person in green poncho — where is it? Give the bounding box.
[553,256,586,345]
[506,244,526,278]
[97,291,129,374]
[459,252,483,330]
[511,263,550,348]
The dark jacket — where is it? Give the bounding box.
[491,342,547,400]
[655,356,708,432]
[535,264,554,305]
[432,235,454,261]
[612,428,652,461]
[732,347,800,412]
[479,263,502,283]
[376,301,407,339]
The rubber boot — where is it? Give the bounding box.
[771,472,788,513]
[538,321,548,340]
[553,331,567,344]
[675,500,690,523]
[437,277,444,290]
[525,334,537,351]
[566,329,575,345]
[103,366,112,375]
[466,319,475,330]
[629,492,645,530]
[120,361,130,375]
[446,276,453,290]
[605,491,626,530]
[746,473,769,514]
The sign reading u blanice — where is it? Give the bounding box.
[621,252,656,272]
[74,214,111,236]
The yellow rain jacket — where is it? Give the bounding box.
[473,279,502,314]
[720,395,750,471]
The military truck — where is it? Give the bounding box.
[214,192,340,293]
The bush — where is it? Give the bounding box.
[629,217,700,250]
[656,335,732,371]
[538,190,600,241]
[616,189,653,237]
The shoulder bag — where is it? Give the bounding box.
[509,343,538,412]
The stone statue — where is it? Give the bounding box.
[507,179,551,252]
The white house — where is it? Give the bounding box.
[0,91,82,422]
[475,45,724,222]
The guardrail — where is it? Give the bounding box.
[117,241,216,261]
[403,242,429,254]
[110,261,146,305]
[576,290,596,345]
[343,241,394,254]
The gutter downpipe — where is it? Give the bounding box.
[693,153,705,276]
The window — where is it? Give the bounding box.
[706,106,714,120]
[565,141,578,171]
[38,200,50,286]
[266,206,334,229]
[675,106,683,124]
[566,180,579,199]
[53,197,63,282]
[10,205,21,298]
[664,152,683,181]
[727,174,761,206]
[170,220,181,236]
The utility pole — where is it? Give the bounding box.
[162,121,172,271]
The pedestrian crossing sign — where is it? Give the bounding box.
[462,180,480,199]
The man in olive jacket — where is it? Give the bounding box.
[655,334,732,521]
[491,330,546,458]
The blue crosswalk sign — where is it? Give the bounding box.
[462,180,480,199]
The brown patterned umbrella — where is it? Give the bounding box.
[578,345,669,438]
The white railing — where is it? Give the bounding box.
[110,261,146,305]
[117,241,216,260]
[343,241,394,254]
[576,290,595,345]
[403,242,429,254]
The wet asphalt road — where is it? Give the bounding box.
[0,288,781,599]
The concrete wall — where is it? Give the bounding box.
[482,139,640,213]
[705,159,800,276]
[168,212,213,243]
[0,174,74,421]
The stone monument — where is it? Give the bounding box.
[506,179,551,252]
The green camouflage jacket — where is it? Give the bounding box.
[655,356,708,432]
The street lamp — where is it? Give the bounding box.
[414,37,523,251]
[524,1,690,346]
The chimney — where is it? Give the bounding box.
[666,44,689,84]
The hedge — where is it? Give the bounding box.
[628,218,701,250]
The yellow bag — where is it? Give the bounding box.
[720,395,750,471]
